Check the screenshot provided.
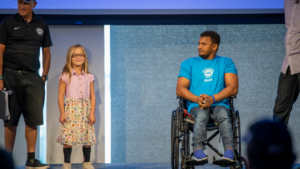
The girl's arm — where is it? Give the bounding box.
[89,81,96,126]
[58,79,67,124]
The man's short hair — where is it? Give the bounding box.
[246,120,295,169]
[200,31,220,49]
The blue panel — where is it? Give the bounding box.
[0,0,284,9]
[109,24,298,163]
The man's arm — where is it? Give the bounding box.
[42,47,51,81]
[0,44,6,91]
[203,73,238,107]
[176,77,205,108]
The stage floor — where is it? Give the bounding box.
[15,163,300,169]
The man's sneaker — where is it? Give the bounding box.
[25,158,50,169]
[222,149,234,162]
[61,162,71,169]
[194,149,207,161]
[83,162,95,169]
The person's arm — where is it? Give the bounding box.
[42,47,51,81]
[89,81,96,126]
[0,17,8,91]
[176,77,205,108]
[203,73,238,107]
[0,44,5,91]
[58,79,67,124]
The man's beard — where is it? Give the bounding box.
[199,54,210,59]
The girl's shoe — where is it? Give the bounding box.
[83,162,95,169]
[61,162,71,169]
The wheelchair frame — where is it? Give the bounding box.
[171,96,248,169]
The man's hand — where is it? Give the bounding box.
[89,114,96,126]
[42,77,46,82]
[0,80,3,91]
[197,95,206,109]
[202,94,214,108]
[59,113,68,125]
[198,94,214,109]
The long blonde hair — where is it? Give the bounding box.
[62,44,89,83]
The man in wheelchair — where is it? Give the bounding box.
[176,31,238,162]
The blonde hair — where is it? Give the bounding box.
[62,44,89,83]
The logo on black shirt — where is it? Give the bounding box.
[36,28,44,35]
[14,27,21,30]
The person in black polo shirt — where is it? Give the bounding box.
[0,0,52,168]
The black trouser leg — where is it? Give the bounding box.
[273,67,299,124]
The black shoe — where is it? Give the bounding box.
[25,159,50,169]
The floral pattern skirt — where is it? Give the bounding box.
[56,98,96,146]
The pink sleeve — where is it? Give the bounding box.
[89,74,95,83]
[59,73,69,84]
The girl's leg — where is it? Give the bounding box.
[82,145,91,162]
[63,144,72,163]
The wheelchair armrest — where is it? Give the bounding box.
[177,96,187,109]
[177,95,236,111]
[178,95,236,99]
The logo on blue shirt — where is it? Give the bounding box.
[202,68,214,82]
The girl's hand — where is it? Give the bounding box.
[89,114,96,126]
[59,114,68,125]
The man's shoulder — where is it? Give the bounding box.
[35,16,49,25]
[35,15,47,22]
[216,55,234,64]
[182,57,200,63]
[217,55,232,60]
[1,15,16,24]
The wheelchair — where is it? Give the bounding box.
[171,96,248,169]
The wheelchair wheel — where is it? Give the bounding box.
[236,155,248,169]
[229,155,248,169]
[171,110,179,169]
[234,111,242,155]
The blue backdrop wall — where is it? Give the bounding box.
[110,24,300,163]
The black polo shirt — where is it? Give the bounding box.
[0,12,52,72]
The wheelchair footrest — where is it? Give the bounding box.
[185,158,208,166]
[212,159,236,167]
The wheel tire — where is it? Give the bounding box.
[234,111,242,156]
[237,155,249,169]
[171,110,179,169]
[236,111,242,156]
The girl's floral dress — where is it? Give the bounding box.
[56,98,96,145]
[56,71,96,146]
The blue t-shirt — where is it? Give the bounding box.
[178,55,237,112]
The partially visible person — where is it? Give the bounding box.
[0,148,14,169]
[273,0,300,124]
[0,0,52,168]
[56,44,96,169]
[245,120,296,169]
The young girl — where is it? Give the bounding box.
[56,44,96,169]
